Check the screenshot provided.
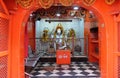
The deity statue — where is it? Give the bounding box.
[68,28,76,38]
[54,23,67,51]
[42,27,49,42]
[67,28,76,54]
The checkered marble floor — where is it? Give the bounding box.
[30,62,100,78]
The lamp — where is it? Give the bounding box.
[56,13,61,17]
[73,6,79,10]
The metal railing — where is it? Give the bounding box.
[29,38,88,57]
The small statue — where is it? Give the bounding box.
[67,28,76,42]
[68,28,76,37]
[42,28,49,42]
[67,28,76,54]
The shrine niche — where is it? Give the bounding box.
[35,18,85,57]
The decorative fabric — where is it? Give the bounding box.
[16,0,33,8]
[16,0,116,9]
[105,0,115,5]
[82,0,96,6]
[59,0,74,6]
[38,0,54,9]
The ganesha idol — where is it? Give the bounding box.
[54,23,67,51]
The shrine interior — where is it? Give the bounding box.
[27,5,98,57]
[25,5,100,77]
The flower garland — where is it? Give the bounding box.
[105,0,115,5]
[82,0,96,6]
[16,0,33,8]
[59,0,74,6]
[38,0,54,9]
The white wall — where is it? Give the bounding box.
[35,18,84,53]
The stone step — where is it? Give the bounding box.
[39,56,88,62]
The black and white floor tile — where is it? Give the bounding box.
[30,62,100,78]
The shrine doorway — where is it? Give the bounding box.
[24,6,100,77]
[9,1,110,78]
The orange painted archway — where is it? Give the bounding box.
[8,0,120,78]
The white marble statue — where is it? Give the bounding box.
[54,24,67,51]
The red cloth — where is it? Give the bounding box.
[56,50,71,64]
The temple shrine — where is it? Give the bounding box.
[0,0,120,78]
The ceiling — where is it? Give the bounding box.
[31,6,97,22]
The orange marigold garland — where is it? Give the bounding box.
[16,0,33,8]
[38,0,54,9]
[82,0,96,6]
[105,0,115,5]
[59,0,74,6]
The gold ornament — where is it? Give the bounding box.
[105,0,115,5]
[59,0,74,6]
[38,0,54,9]
[82,0,96,6]
[16,0,33,8]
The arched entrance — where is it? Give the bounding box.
[9,1,114,78]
